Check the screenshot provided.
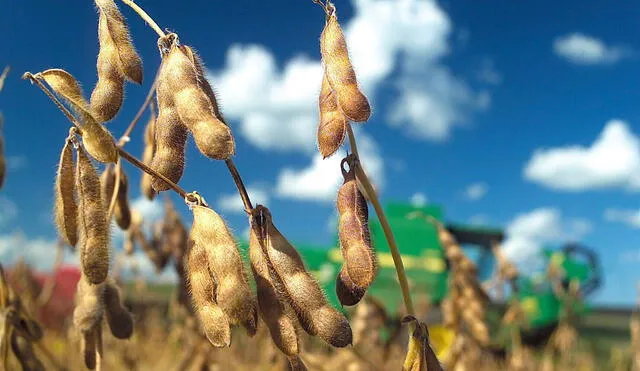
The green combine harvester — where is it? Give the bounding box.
[285,202,602,350]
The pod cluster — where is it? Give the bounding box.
[436,224,490,346]
[91,0,143,122]
[402,315,443,371]
[249,205,353,371]
[183,197,257,347]
[150,34,234,192]
[316,6,371,158]
[335,157,377,306]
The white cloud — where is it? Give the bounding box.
[524,120,640,191]
[131,197,164,223]
[604,208,640,228]
[218,185,270,213]
[464,182,488,201]
[554,33,632,65]
[5,155,28,170]
[118,251,178,283]
[410,192,428,207]
[0,233,78,272]
[477,59,503,85]
[0,196,17,228]
[501,208,591,269]
[209,0,489,151]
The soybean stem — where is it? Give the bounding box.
[225,159,253,213]
[23,74,189,199]
[121,0,166,38]
[346,124,415,316]
[118,66,161,146]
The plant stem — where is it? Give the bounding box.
[121,0,166,38]
[346,124,415,316]
[225,159,253,213]
[23,73,189,199]
[117,66,160,146]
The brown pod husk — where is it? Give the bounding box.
[401,316,443,371]
[38,69,118,163]
[320,10,371,122]
[162,42,234,160]
[317,72,347,158]
[103,279,134,339]
[336,162,376,291]
[113,166,131,230]
[140,110,157,200]
[190,205,258,336]
[76,147,110,284]
[72,276,105,332]
[82,329,97,370]
[10,333,45,371]
[54,138,79,247]
[335,267,365,306]
[182,46,225,122]
[185,235,231,347]
[253,205,352,348]
[151,51,187,191]
[249,221,301,358]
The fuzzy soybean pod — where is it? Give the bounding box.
[163,45,235,160]
[103,279,134,339]
[182,46,225,122]
[185,237,231,347]
[140,112,156,200]
[337,162,376,292]
[76,147,110,284]
[151,60,188,192]
[401,316,443,371]
[190,205,258,336]
[335,267,365,306]
[320,10,370,123]
[317,72,347,158]
[113,166,132,230]
[38,69,118,163]
[54,138,79,247]
[257,205,352,348]
[249,221,301,359]
[73,276,106,333]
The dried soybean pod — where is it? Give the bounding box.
[90,10,125,123]
[10,333,45,371]
[103,280,134,339]
[249,220,300,358]
[140,110,157,200]
[317,72,347,158]
[335,267,365,306]
[190,205,257,335]
[113,166,131,230]
[54,138,79,247]
[76,147,110,284]
[38,69,118,163]
[94,0,143,84]
[182,46,225,121]
[82,329,97,370]
[73,276,106,333]
[337,160,376,289]
[320,9,370,122]
[401,316,443,371]
[163,45,235,160]
[185,237,231,347]
[288,356,309,371]
[100,164,116,207]
[258,206,352,347]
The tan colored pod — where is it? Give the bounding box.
[76,148,110,284]
[113,166,131,230]
[336,164,376,289]
[317,72,347,158]
[38,69,118,163]
[54,138,79,247]
[140,111,157,200]
[249,223,301,358]
[185,238,231,347]
[91,11,124,122]
[163,45,235,160]
[94,0,143,84]
[182,46,225,121]
[335,267,365,306]
[190,205,258,335]
[255,205,352,347]
[320,12,370,122]
[72,276,105,332]
[103,279,134,339]
[401,316,443,371]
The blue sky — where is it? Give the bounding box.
[1,0,640,306]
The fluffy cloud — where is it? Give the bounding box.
[553,33,632,65]
[410,192,428,207]
[604,208,640,228]
[0,233,78,272]
[501,208,591,269]
[524,120,640,191]
[0,196,17,228]
[464,182,488,201]
[218,185,270,213]
[4,155,28,170]
[275,131,383,202]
